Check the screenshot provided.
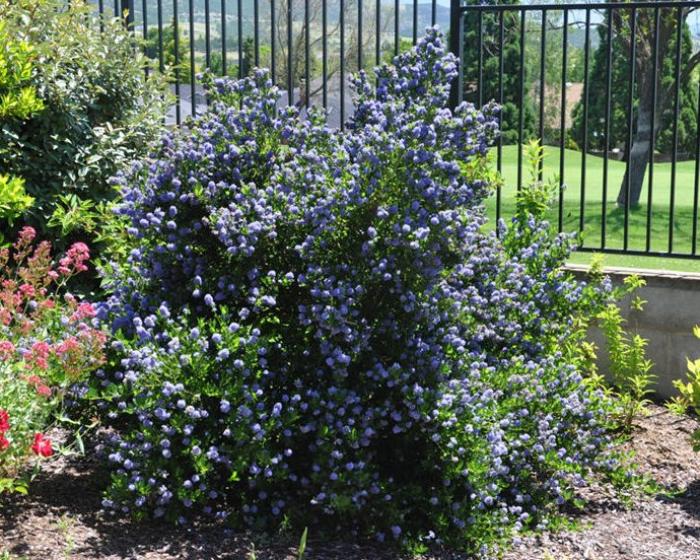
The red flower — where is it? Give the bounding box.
[0,410,9,433]
[31,433,53,457]
[0,435,9,451]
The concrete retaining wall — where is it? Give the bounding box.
[566,264,700,400]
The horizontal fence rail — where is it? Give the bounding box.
[95,0,700,261]
[457,0,700,259]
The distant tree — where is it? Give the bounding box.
[570,6,699,207]
[461,0,536,145]
[144,21,192,83]
[210,38,255,77]
[261,0,388,103]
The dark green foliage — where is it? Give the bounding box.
[461,0,536,144]
[570,13,698,156]
[0,0,169,248]
[144,20,192,82]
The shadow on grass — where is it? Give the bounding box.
[485,199,700,255]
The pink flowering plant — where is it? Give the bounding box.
[0,226,107,493]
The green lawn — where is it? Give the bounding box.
[485,145,700,272]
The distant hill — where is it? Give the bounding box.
[98,0,450,41]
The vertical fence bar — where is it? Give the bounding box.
[254,0,259,66]
[157,0,164,73]
[693,74,700,254]
[580,8,591,237]
[448,0,461,108]
[623,8,636,251]
[477,10,483,108]
[432,0,436,27]
[205,0,211,70]
[457,11,464,104]
[558,8,568,233]
[647,6,660,252]
[189,0,196,116]
[322,0,327,108]
[174,0,181,125]
[123,0,134,27]
[497,9,504,235]
[287,0,294,105]
[99,0,105,32]
[394,0,399,56]
[539,9,546,181]
[602,7,613,249]
[359,0,364,71]
[271,0,277,83]
[669,6,682,254]
[221,0,227,76]
[413,0,418,45]
[517,10,525,191]
[376,0,381,65]
[141,0,147,75]
[341,0,346,127]
[305,0,310,105]
[237,0,243,78]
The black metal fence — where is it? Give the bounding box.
[100,0,447,128]
[98,0,700,260]
[457,1,700,259]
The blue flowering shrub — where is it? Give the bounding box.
[93,29,620,554]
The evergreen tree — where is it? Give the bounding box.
[145,21,192,83]
[461,0,536,145]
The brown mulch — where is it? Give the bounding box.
[1,405,699,560]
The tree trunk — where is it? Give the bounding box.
[616,105,659,208]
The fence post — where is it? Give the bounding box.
[120,0,134,28]
[449,0,462,109]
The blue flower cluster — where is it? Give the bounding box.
[94,29,618,554]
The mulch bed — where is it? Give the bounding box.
[1,404,699,560]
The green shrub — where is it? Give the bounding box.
[668,326,700,450]
[0,0,169,249]
[596,281,656,431]
[0,18,42,231]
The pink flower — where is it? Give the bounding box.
[36,384,51,397]
[0,340,15,359]
[15,226,36,246]
[31,433,53,457]
[55,337,80,355]
[58,242,90,276]
[26,374,42,386]
[71,302,96,321]
[0,435,9,451]
[18,283,35,298]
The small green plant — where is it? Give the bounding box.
[56,513,76,560]
[0,175,33,226]
[1,551,27,560]
[0,19,43,120]
[516,139,559,220]
[668,325,700,450]
[597,275,656,431]
[296,527,308,560]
